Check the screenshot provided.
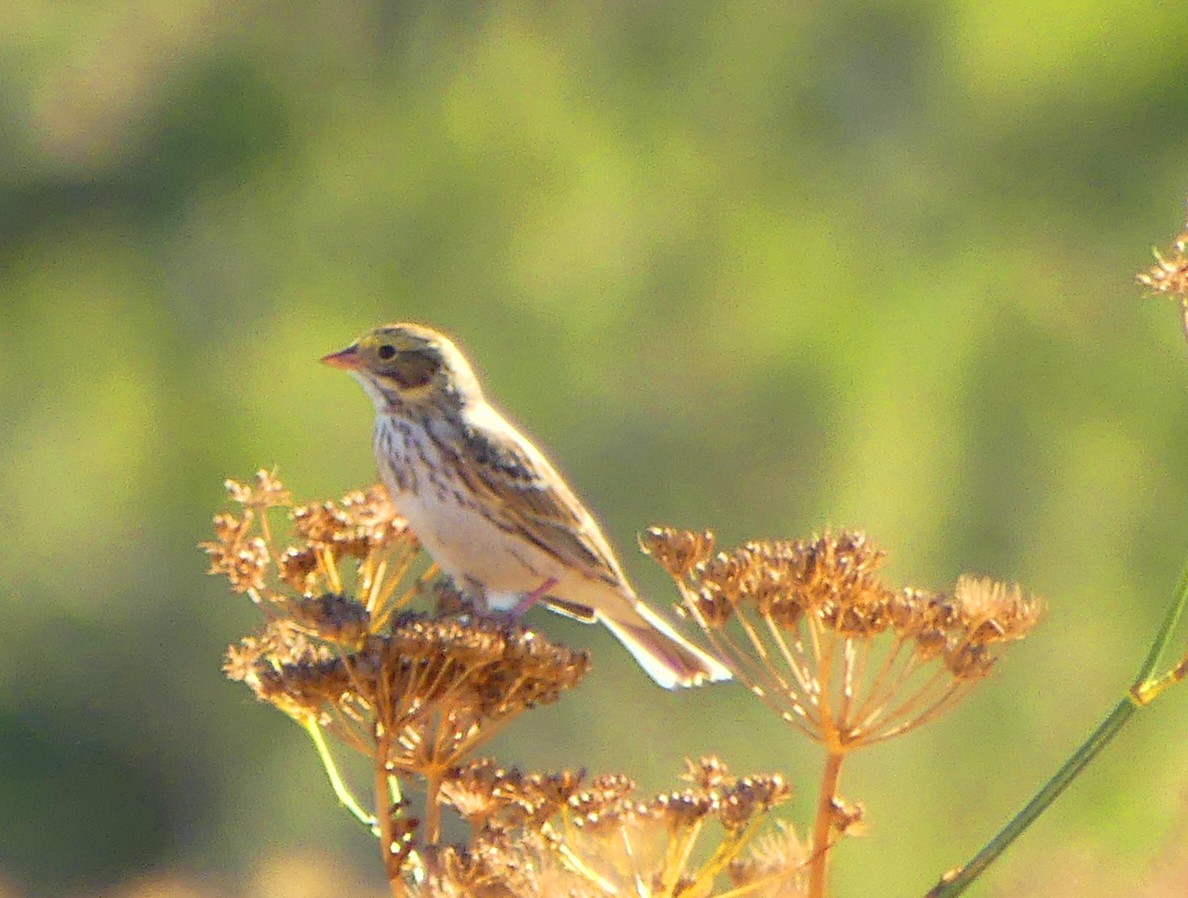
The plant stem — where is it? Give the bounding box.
[809,750,845,898]
[925,554,1188,897]
[1134,554,1188,690]
[924,698,1134,897]
[303,718,378,834]
[424,770,443,845]
[374,728,404,896]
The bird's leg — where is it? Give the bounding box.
[510,578,558,620]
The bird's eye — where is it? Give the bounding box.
[377,344,396,360]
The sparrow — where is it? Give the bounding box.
[322,322,730,688]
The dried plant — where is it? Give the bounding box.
[642,527,1041,895]
[418,755,801,898]
[1137,202,1188,343]
[206,472,593,886]
[204,475,1045,896]
[205,468,1046,898]
[205,473,805,896]
[641,528,1041,747]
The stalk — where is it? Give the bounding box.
[809,750,845,898]
[925,554,1188,896]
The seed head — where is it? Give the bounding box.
[1137,201,1188,345]
[728,822,809,897]
[1137,223,1188,298]
[224,469,291,508]
[558,758,794,896]
[291,485,410,560]
[639,525,717,578]
[646,526,1042,751]
[440,759,586,834]
[201,512,269,593]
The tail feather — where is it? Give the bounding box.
[599,602,732,689]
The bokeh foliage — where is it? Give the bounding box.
[2,2,1188,895]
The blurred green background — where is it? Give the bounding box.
[3,2,1188,896]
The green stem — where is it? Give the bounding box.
[925,554,1188,897]
[303,718,378,835]
[1137,555,1188,684]
[924,699,1134,897]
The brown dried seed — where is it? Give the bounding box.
[639,526,717,578]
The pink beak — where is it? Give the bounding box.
[321,345,361,370]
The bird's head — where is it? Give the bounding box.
[321,323,482,412]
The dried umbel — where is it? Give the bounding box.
[642,527,1042,751]
[226,614,589,759]
[644,526,1041,893]
[202,470,426,632]
[1137,202,1188,343]
[417,756,803,898]
[439,758,587,835]
[554,757,795,897]
[205,473,592,889]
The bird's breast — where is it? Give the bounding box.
[372,414,554,593]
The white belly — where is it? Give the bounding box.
[394,483,557,596]
[373,411,619,614]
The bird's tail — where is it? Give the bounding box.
[599,601,732,689]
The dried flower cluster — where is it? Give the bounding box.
[202,469,423,627]
[205,472,595,888]
[1137,203,1188,343]
[206,473,805,896]
[414,755,802,898]
[642,527,1042,752]
[230,612,589,766]
[643,527,1041,894]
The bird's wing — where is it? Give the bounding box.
[450,407,628,590]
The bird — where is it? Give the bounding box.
[321,322,731,689]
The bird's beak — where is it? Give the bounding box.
[321,344,362,370]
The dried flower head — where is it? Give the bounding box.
[1137,201,1188,343]
[728,822,810,898]
[646,526,1041,889]
[644,527,1042,751]
[264,614,584,865]
[440,759,587,835]
[425,757,800,898]
[230,608,590,853]
[291,485,409,560]
[207,473,601,887]
[202,512,270,593]
[203,472,427,629]
[367,615,590,775]
[223,620,330,688]
[411,837,602,898]
[639,527,717,579]
[224,469,291,508]
[555,756,796,897]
